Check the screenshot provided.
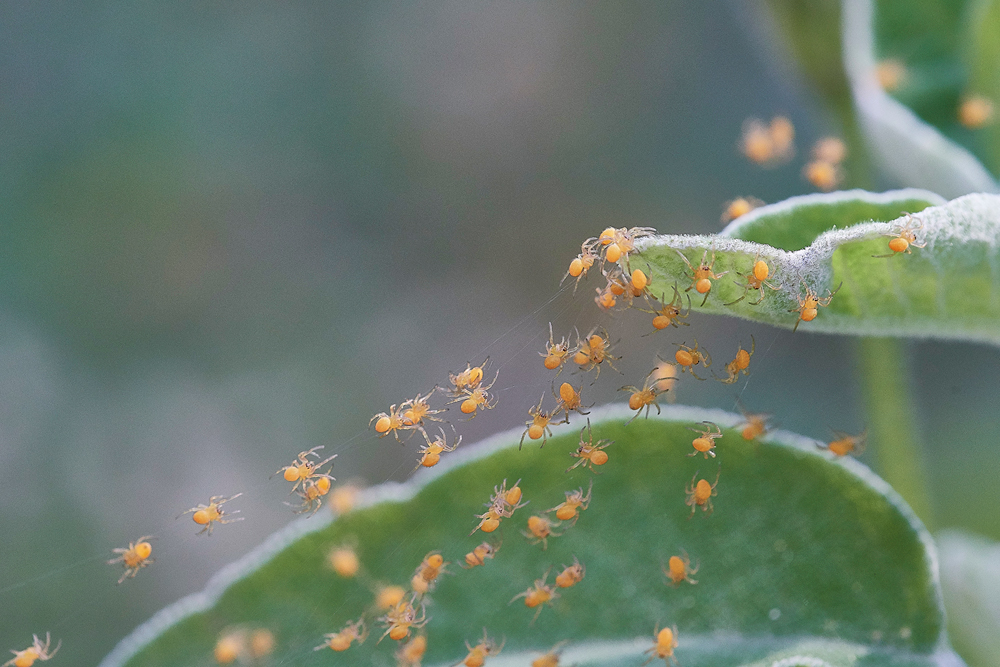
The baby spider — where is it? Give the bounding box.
[401,389,446,428]
[330,481,361,515]
[819,428,867,457]
[510,570,559,623]
[315,618,368,652]
[552,381,592,424]
[725,257,778,306]
[643,285,691,332]
[595,267,631,310]
[108,536,154,584]
[213,627,271,663]
[874,58,907,91]
[520,394,556,449]
[687,421,723,458]
[504,479,528,506]
[179,493,243,535]
[562,240,599,291]
[594,284,617,311]
[769,116,795,161]
[958,94,994,129]
[328,544,360,578]
[541,322,577,373]
[522,514,562,550]
[740,117,775,165]
[721,196,764,224]
[674,340,711,380]
[371,404,412,443]
[288,476,333,516]
[452,370,499,418]
[803,159,843,191]
[414,551,447,582]
[250,630,274,659]
[555,556,586,588]
[471,478,528,535]
[446,358,489,397]
[411,551,449,596]
[736,399,772,441]
[790,282,841,331]
[4,633,60,667]
[471,505,504,536]
[874,214,927,258]
[598,226,620,249]
[812,136,848,164]
[463,540,501,568]
[459,629,504,667]
[620,367,669,424]
[379,597,428,642]
[593,266,629,311]
[274,445,337,492]
[628,267,652,300]
[598,226,656,267]
[415,427,461,470]
[214,628,247,664]
[532,640,570,667]
[714,336,755,384]
[396,634,427,667]
[740,116,795,167]
[567,418,613,473]
[676,248,729,306]
[572,327,621,381]
[642,625,679,667]
[549,480,593,525]
[685,468,720,517]
[662,550,699,587]
[652,359,679,401]
[505,480,524,506]
[375,584,407,611]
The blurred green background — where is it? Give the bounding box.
[0,1,997,665]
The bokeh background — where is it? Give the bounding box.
[1,1,997,665]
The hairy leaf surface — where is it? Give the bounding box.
[637,189,1000,343]
[101,406,954,667]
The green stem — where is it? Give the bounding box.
[858,338,934,528]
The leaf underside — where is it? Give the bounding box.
[106,406,947,667]
[635,189,1000,343]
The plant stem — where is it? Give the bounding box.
[858,338,934,528]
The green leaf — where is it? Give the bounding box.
[718,190,944,251]
[842,0,1000,197]
[635,189,1000,343]
[101,406,956,667]
[966,0,1000,176]
[938,530,1000,667]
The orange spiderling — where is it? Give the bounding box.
[685,468,720,517]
